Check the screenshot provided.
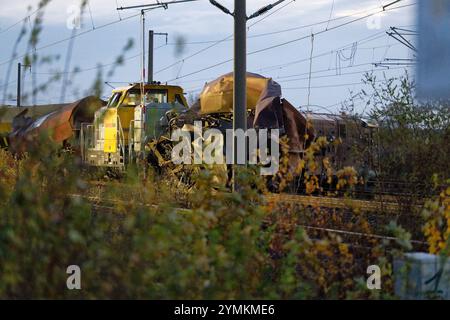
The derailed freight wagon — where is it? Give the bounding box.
[159,73,378,191]
[0,103,67,148]
[306,113,378,179]
[165,72,315,176]
[5,96,105,153]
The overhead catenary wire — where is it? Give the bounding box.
[154,0,287,76]
[2,0,415,107]
[162,32,411,99]
[0,11,144,67]
[247,0,296,29]
[0,80,18,90]
[307,33,314,107]
[174,38,401,88]
[278,64,411,83]
[87,1,96,29]
[325,0,335,30]
[1,1,412,77]
[273,48,397,79]
[249,4,413,56]
[155,1,412,75]
[283,79,386,90]
[30,44,167,76]
[182,44,403,88]
[256,31,388,72]
[164,2,416,82]
[157,0,413,72]
[175,64,411,93]
[0,7,40,36]
[170,42,408,89]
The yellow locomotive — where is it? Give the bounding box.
[80,82,188,168]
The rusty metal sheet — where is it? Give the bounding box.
[28,105,75,142]
[9,96,105,153]
[281,99,315,153]
[0,103,70,135]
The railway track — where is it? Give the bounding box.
[85,180,425,213]
[70,191,428,251]
[264,193,423,213]
[76,179,430,248]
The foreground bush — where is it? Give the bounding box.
[0,140,447,299]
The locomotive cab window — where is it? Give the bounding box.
[175,94,186,107]
[146,89,168,104]
[121,89,169,107]
[107,92,122,108]
[122,92,141,107]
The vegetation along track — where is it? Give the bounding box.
[84,180,425,213]
[265,193,423,213]
[70,180,428,250]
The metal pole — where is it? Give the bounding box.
[148,30,154,83]
[233,0,247,189]
[142,11,146,86]
[17,62,21,108]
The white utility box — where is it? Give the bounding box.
[394,252,449,300]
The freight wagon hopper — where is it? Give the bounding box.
[306,113,378,174]
[299,112,379,194]
[6,96,104,153]
[0,103,70,148]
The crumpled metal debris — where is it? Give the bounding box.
[153,72,314,175]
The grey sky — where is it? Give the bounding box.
[0,0,416,114]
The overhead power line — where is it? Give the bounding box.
[0,11,144,67]
[155,0,290,76]
[0,7,40,36]
[386,26,417,52]
[173,58,407,86]
[257,32,387,72]
[283,79,386,90]
[174,63,379,86]
[325,0,335,30]
[162,15,385,46]
[30,46,166,76]
[247,0,295,25]
[247,0,288,20]
[0,80,18,90]
[277,65,410,83]
[156,0,412,74]
[249,3,414,56]
[163,2,416,82]
[116,0,199,11]
[179,65,411,94]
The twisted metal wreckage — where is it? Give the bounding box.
[147,72,315,177]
